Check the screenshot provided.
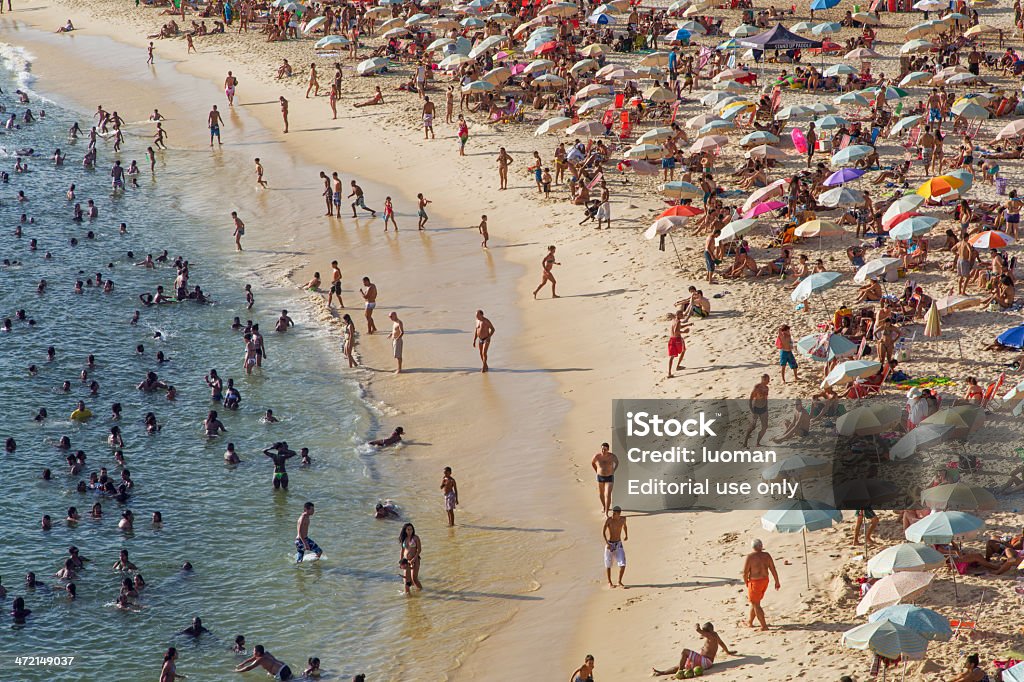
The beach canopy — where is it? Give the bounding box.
[866,544,945,578]
[867,599,941,645]
[739,23,823,50]
[843,620,930,660]
[854,572,934,617]
[905,511,983,544]
[921,483,997,511]
[792,271,842,302]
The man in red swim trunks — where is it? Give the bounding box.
[743,538,780,631]
[668,310,690,378]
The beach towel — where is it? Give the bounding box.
[893,376,956,391]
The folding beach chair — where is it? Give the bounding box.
[980,373,1006,410]
[618,111,632,140]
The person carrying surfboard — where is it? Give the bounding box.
[295,502,323,563]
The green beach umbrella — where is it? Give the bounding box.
[842,620,930,659]
[868,605,953,642]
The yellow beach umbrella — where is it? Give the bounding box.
[916,175,964,199]
[579,43,610,56]
[964,23,998,36]
[643,86,676,102]
[794,219,845,238]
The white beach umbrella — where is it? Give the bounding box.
[535,116,573,136]
[577,97,612,114]
[565,120,606,137]
[356,58,389,76]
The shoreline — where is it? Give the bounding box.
[2,2,604,678]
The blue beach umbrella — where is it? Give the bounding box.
[889,216,938,240]
[869,606,952,641]
[812,21,842,34]
[1004,663,1024,682]
[762,499,842,588]
[810,0,842,9]
[588,12,616,24]
[663,28,692,42]
[824,167,865,186]
[842,620,929,660]
[997,325,1024,349]
[905,511,983,544]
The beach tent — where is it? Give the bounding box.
[739,23,823,50]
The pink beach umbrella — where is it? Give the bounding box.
[743,200,786,218]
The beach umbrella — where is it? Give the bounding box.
[469,35,507,58]
[659,205,703,218]
[921,483,997,512]
[742,179,789,212]
[854,257,901,283]
[378,16,405,31]
[922,301,941,338]
[795,219,845,238]
[824,63,858,77]
[945,168,974,197]
[425,37,456,51]
[715,218,758,244]
[818,187,864,207]
[762,455,831,482]
[663,28,692,42]
[995,119,1024,140]
[716,38,741,51]
[889,216,939,241]
[533,40,559,55]
[906,20,944,38]
[969,230,1014,249]
[853,11,881,24]
[846,47,881,60]
[916,175,964,199]
[935,294,983,315]
[807,103,838,115]
[624,144,665,160]
[739,131,780,147]
[699,120,735,135]
[533,73,566,88]
[900,71,933,87]
[539,1,578,16]
[635,65,665,79]
[525,58,555,75]
[481,66,511,85]
[578,43,611,57]
[565,120,606,137]
[745,145,786,160]
[701,92,738,107]
[712,79,747,93]
[824,168,865,186]
[881,195,925,227]
[644,86,676,103]
[712,67,752,83]
[637,52,670,68]
[792,271,843,304]
[676,19,706,34]
[637,127,676,143]
[964,23,998,36]
[1002,379,1024,414]
[901,39,935,54]
[1005,664,1024,682]
[836,404,903,437]
[438,53,473,69]
[998,325,1024,349]
[867,545,945,578]
[761,499,842,588]
[730,23,761,37]
[956,102,989,120]
[743,200,786,218]
[821,358,880,386]
[428,16,460,29]
[843,620,930,660]
[946,73,979,86]
[404,12,431,26]
[889,423,954,461]
[905,511,983,544]
[587,11,617,24]
[461,80,495,93]
[460,16,486,28]
[690,135,728,153]
[796,332,858,362]
[812,21,842,35]
[835,92,870,107]
[644,217,687,241]
[576,97,612,115]
[569,59,599,76]
[315,35,350,48]
[913,0,946,7]
[356,57,389,76]
[575,83,612,99]
[720,100,756,119]
[302,15,327,33]
[791,21,814,32]
[921,406,984,438]
[815,115,850,130]
[854,572,934,617]
[869,606,952,643]
[534,116,573,136]
[603,67,639,81]
[486,11,516,23]
[831,145,873,167]
[660,181,702,199]
[382,26,411,39]
[865,86,909,101]
[890,115,924,137]
[776,104,813,120]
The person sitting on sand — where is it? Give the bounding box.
[854,277,883,303]
[954,376,985,406]
[354,86,384,108]
[983,275,1016,309]
[871,160,910,186]
[369,427,404,448]
[771,400,810,443]
[302,272,321,291]
[56,19,75,33]
[276,59,293,79]
[949,654,991,682]
[652,623,732,677]
[757,249,791,277]
[722,247,758,278]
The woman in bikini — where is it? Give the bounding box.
[399,523,422,592]
[532,246,560,299]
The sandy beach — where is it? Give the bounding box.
[6,0,1024,679]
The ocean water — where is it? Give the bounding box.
[0,38,548,682]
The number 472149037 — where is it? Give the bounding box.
[15,656,75,666]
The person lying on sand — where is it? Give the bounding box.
[369,427,404,448]
[354,87,384,108]
[652,623,732,677]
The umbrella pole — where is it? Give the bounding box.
[803,527,811,590]
[669,233,684,269]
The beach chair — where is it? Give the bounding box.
[618,111,632,140]
[834,133,852,151]
[769,85,782,113]
[980,373,1006,410]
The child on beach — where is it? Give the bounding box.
[478,215,489,249]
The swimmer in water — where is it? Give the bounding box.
[263,442,297,490]
[204,410,227,438]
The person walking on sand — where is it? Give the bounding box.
[388,312,404,374]
[327,260,344,308]
[743,539,780,631]
[399,523,422,592]
[417,193,431,230]
[294,502,322,562]
[496,147,513,190]
[603,506,628,588]
[231,211,245,251]
[473,309,495,372]
[224,71,238,105]
[305,63,320,98]
[208,105,224,147]
[422,96,435,139]
[147,42,155,65]
[478,215,489,248]
[383,197,398,231]
[652,623,732,676]
[532,245,560,299]
[349,181,377,218]
[254,158,267,188]
[742,374,770,447]
[279,96,289,133]
[591,443,619,515]
[342,314,358,367]
[776,324,798,383]
[440,466,458,526]
[360,277,377,334]
[667,310,690,378]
